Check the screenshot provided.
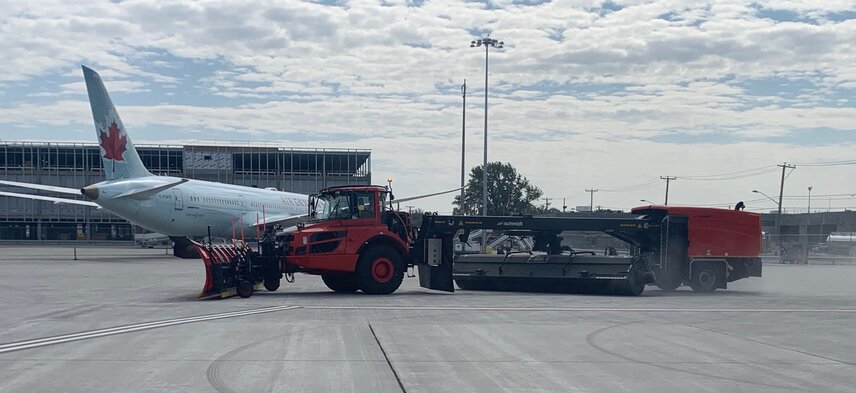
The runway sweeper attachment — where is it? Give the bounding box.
[452,253,652,296]
[418,205,762,295]
[192,241,267,299]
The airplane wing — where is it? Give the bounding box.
[0,180,82,195]
[247,213,309,229]
[0,191,100,207]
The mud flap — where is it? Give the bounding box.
[417,261,454,292]
[416,237,454,292]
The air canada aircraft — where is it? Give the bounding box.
[1,66,460,257]
[0,66,316,257]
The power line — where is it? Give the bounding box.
[579,158,852,197]
[600,177,660,192]
[678,197,769,207]
[680,167,781,181]
[781,193,856,200]
[673,193,856,208]
[678,164,777,179]
[783,166,795,181]
[792,160,856,167]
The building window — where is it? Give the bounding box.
[139,148,183,174]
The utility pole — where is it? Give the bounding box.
[660,176,676,205]
[585,188,598,212]
[543,197,551,211]
[460,79,466,214]
[562,197,567,213]
[776,162,796,257]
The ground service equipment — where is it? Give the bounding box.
[450,206,762,294]
[194,186,762,298]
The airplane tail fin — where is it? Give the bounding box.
[82,65,152,180]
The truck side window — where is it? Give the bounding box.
[355,192,375,219]
[379,192,388,212]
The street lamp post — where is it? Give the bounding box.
[805,186,813,265]
[586,188,598,212]
[460,80,466,215]
[807,186,813,214]
[754,189,783,260]
[640,199,654,205]
[471,37,503,252]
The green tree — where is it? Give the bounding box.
[408,208,425,227]
[453,162,543,216]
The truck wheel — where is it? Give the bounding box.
[653,262,684,291]
[655,275,682,291]
[322,274,359,293]
[237,280,254,298]
[264,277,280,292]
[615,269,646,296]
[689,265,721,293]
[627,275,646,296]
[356,246,405,295]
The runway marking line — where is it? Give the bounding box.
[302,305,856,313]
[4,304,855,355]
[0,305,300,355]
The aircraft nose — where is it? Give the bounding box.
[81,185,99,200]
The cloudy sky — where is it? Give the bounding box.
[1,0,855,213]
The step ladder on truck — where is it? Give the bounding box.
[193,185,762,298]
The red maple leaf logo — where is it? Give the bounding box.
[99,121,127,161]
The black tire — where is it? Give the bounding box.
[655,280,681,291]
[264,277,280,292]
[237,280,254,298]
[654,269,683,291]
[322,274,359,293]
[625,276,646,296]
[689,265,721,293]
[614,270,646,296]
[356,245,405,295]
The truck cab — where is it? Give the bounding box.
[307,185,414,243]
[277,185,414,294]
[310,186,388,224]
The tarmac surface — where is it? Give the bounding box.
[1,246,855,393]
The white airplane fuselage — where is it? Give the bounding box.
[0,66,314,243]
[87,175,307,238]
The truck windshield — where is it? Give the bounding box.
[319,193,352,220]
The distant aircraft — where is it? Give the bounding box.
[0,66,310,257]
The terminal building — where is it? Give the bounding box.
[760,210,856,256]
[0,141,371,242]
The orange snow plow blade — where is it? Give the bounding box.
[193,241,252,299]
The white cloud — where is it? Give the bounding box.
[0,0,854,211]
